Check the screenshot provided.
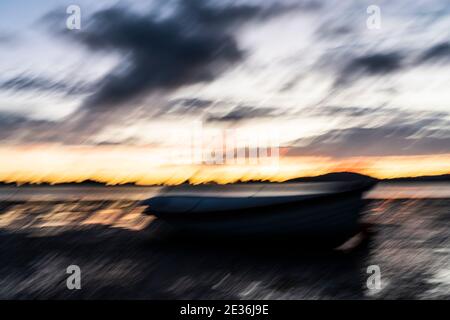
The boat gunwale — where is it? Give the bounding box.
[145,181,376,220]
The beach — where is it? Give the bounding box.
[0,183,449,299]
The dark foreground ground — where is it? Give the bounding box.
[0,193,449,299]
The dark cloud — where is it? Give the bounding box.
[331,40,450,89]
[0,32,14,44]
[279,73,305,92]
[0,111,107,145]
[288,114,450,157]
[300,105,385,118]
[170,98,214,110]
[58,0,298,112]
[326,41,450,89]
[0,112,58,143]
[0,74,90,96]
[158,98,292,121]
[154,98,216,117]
[206,105,282,122]
[315,39,450,91]
[335,52,404,87]
[418,42,450,64]
[315,22,353,40]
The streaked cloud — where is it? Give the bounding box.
[206,105,284,122]
[0,74,91,96]
[58,0,300,112]
[0,0,449,181]
[335,52,404,87]
[288,108,450,157]
[418,42,450,64]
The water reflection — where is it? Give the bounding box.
[0,190,449,299]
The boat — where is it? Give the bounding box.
[141,181,376,245]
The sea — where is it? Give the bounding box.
[0,182,449,299]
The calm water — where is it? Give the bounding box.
[1,182,450,201]
[0,183,449,299]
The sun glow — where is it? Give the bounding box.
[0,145,449,185]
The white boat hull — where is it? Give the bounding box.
[141,182,375,244]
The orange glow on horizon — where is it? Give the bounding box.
[0,145,449,185]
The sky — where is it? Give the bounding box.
[0,0,449,184]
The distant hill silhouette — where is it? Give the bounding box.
[1,172,449,186]
[285,172,377,183]
[382,174,450,182]
[0,179,135,187]
[286,172,450,183]
[0,182,16,186]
